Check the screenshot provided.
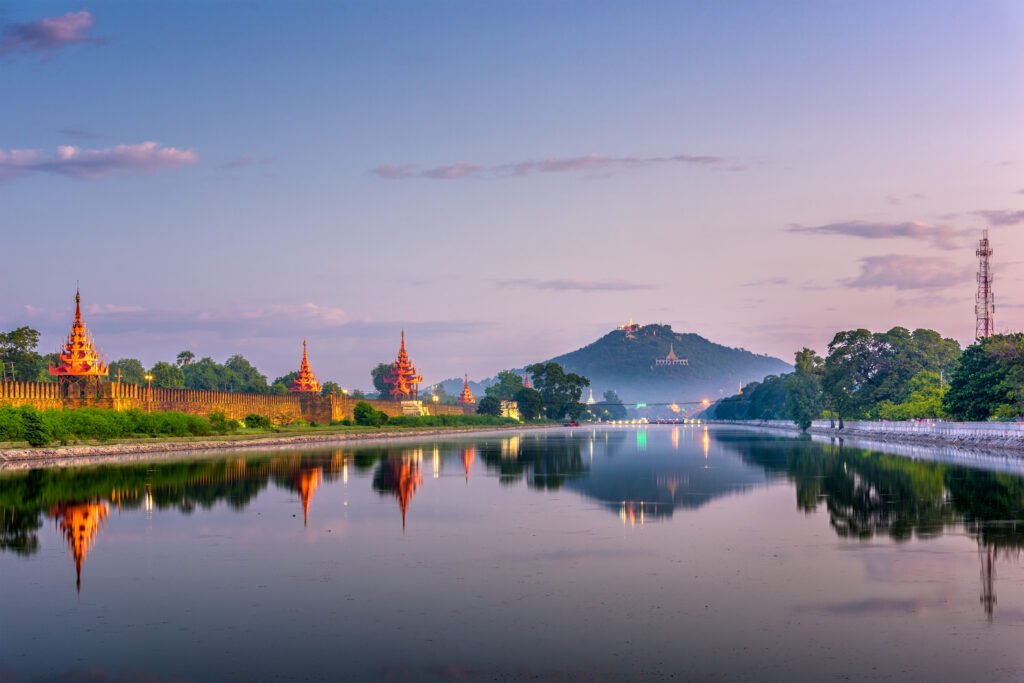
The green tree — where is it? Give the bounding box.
[22,409,50,447]
[271,371,299,394]
[944,334,1024,420]
[176,350,195,367]
[321,381,343,396]
[108,358,146,385]
[225,354,269,393]
[794,347,824,377]
[484,370,525,402]
[353,401,387,426]
[0,327,44,381]
[371,363,393,399]
[525,362,590,420]
[150,361,185,389]
[476,396,502,417]
[785,374,822,430]
[514,386,543,420]
[598,389,628,420]
[877,370,946,420]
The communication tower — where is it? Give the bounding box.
[975,230,995,339]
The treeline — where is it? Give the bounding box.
[710,328,1023,428]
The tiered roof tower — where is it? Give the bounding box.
[384,331,423,399]
[289,340,322,394]
[458,374,475,404]
[51,501,108,593]
[49,289,108,380]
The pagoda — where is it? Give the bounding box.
[49,289,108,395]
[289,340,322,393]
[523,371,532,389]
[458,374,475,404]
[384,331,423,399]
[51,501,109,593]
[293,467,322,527]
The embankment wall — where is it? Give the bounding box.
[0,380,470,424]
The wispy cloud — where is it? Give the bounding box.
[741,276,790,287]
[0,10,98,57]
[787,220,970,250]
[845,255,973,290]
[973,209,1024,226]
[0,141,198,182]
[374,153,734,180]
[497,278,656,292]
[56,126,104,140]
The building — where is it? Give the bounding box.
[384,331,424,399]
[48,289,108,397]
[655,343,689,366]
[458,375,476,404]
[289,340,322,393]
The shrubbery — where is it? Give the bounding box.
[353,401,389,427]
[0,406,215,446]
[244,413,274,430]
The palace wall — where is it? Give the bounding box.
[0,380,472,424]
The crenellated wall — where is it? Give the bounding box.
[0,380,473,424]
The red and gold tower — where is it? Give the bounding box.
[458,374,475,404]
[289,340,322,394]
[384,331,423,399]
[49,289,108,397]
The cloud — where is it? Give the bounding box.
[0,142,198,181]
[845,255,973,290]
[373,152,732,180]
[57,126,104,140]
[973,209,1024,226]
[787,220,970,250]
[0,10,98,56]
[496,278,656,292]
[741,277,790,287]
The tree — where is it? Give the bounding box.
[877,371,945,420]
[598,390,628,420]
[353,400,387,426]
[0,327,43,381]
[484,370,524,402]
[225,354,269,393]
[785,374,822,430]
[271,371,299,394]
[476,396,502,417]
[944,334,1024,420]
[176,350,195,367]
[150,361,185,389]
[371,363,393,399]
[321,381,343,396]
[108,358,146,385]
[22,409,50,447]
[794,348,824,377]
[514,387,543,420]
[525,362,590,420]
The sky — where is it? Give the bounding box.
[2,1,1023,390]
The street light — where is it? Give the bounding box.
[432,393,440,415]
[145,373,154,413]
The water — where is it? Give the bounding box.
[1,426,1022,682]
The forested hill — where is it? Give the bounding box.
[546,324,791,403]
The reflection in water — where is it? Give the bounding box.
[372,455,423,530]
[50,501,108,592]
[1,428,1023,620]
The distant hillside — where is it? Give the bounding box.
[547,323,791,404]
[437,323,791,407]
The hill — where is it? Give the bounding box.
[546,323,791,404]
[439,323,791,406]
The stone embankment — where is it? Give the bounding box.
[714,419,1024,453]
[0,425,550,470]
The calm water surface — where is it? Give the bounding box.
[2,426,1023,682]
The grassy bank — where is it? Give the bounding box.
[0,405,519,450]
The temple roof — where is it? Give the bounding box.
[49,289,108,378]
[384,331,423,399]
[458,374,475,403]
[666,343,679,361]
[289,340,322,394]
[51,501,108,593]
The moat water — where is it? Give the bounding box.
[1,426,1023,682]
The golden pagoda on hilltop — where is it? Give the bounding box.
[51,501,109,593]
[458,374,475,404]
[49,289,108,394]
[289,340,322,394]
[384,331,423,399]
[523,371,532,389]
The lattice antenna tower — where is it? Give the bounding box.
[975,229,995,339]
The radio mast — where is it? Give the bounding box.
[975,229,995,339]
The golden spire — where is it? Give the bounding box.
[462,446,475,483]
[384,330,423,399]
[459,374,475,404]
[49,289,108,378]
[289,339,322,393]
[396,459,422,530]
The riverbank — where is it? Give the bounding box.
[713,419,1024,454]
[0,424,556,470]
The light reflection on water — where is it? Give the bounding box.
[1,425,1023,682]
